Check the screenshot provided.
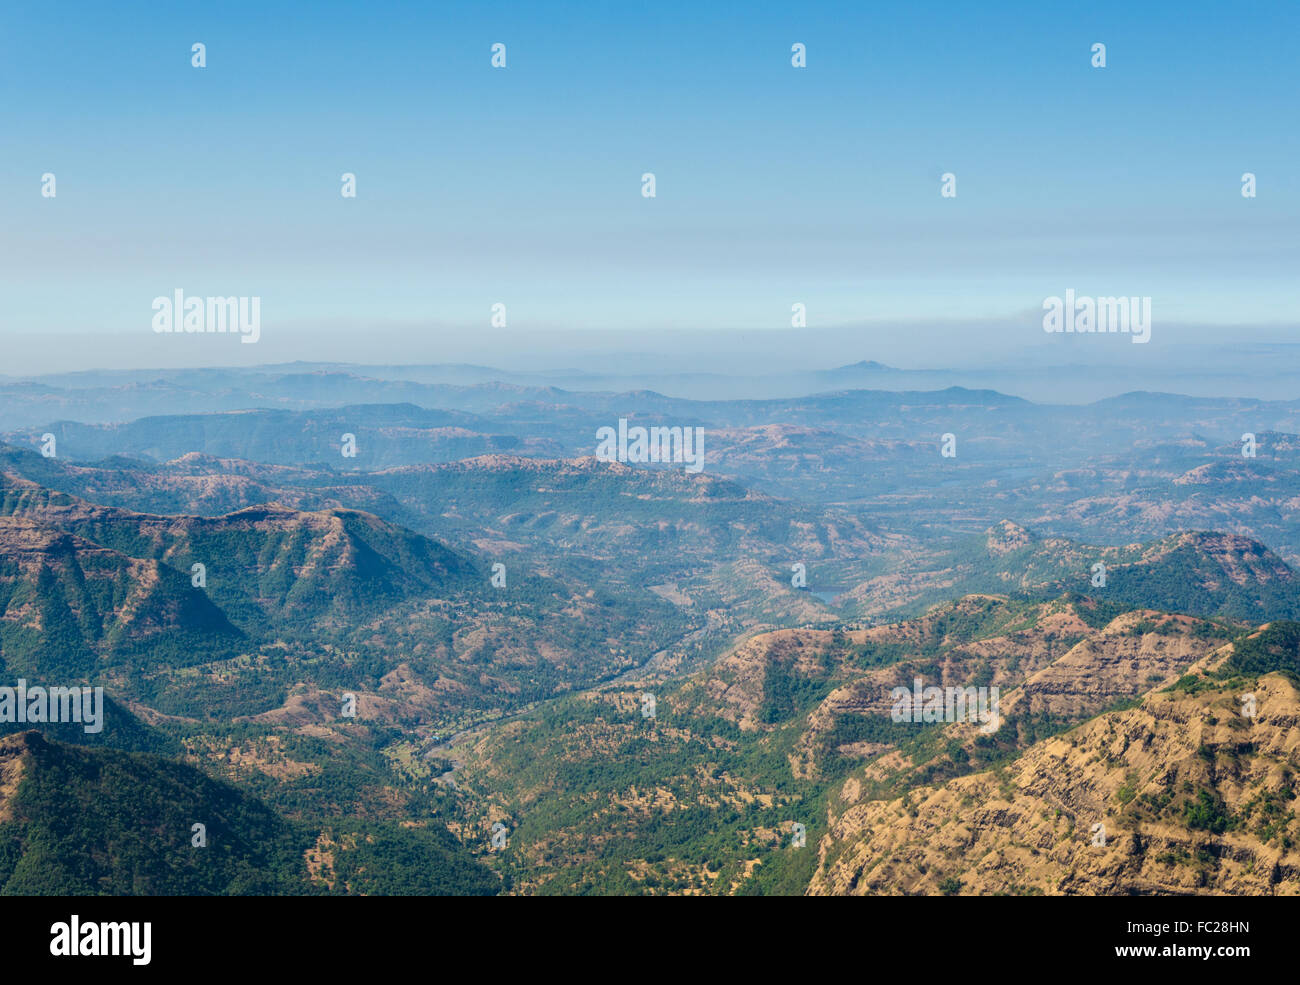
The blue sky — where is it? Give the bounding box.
[1,0,1296,371]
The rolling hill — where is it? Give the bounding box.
[0,730,498,896]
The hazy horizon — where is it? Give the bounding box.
[5,0,1296,380]
[4,324,1300,405]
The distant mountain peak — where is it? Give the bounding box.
[827,360,896,373]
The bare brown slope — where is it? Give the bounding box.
[811,673,1300,896]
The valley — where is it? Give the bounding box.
[1,366,1298,895]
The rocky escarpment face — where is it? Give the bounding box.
[810,670,1300,897]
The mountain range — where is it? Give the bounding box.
[2,365,1298,894]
